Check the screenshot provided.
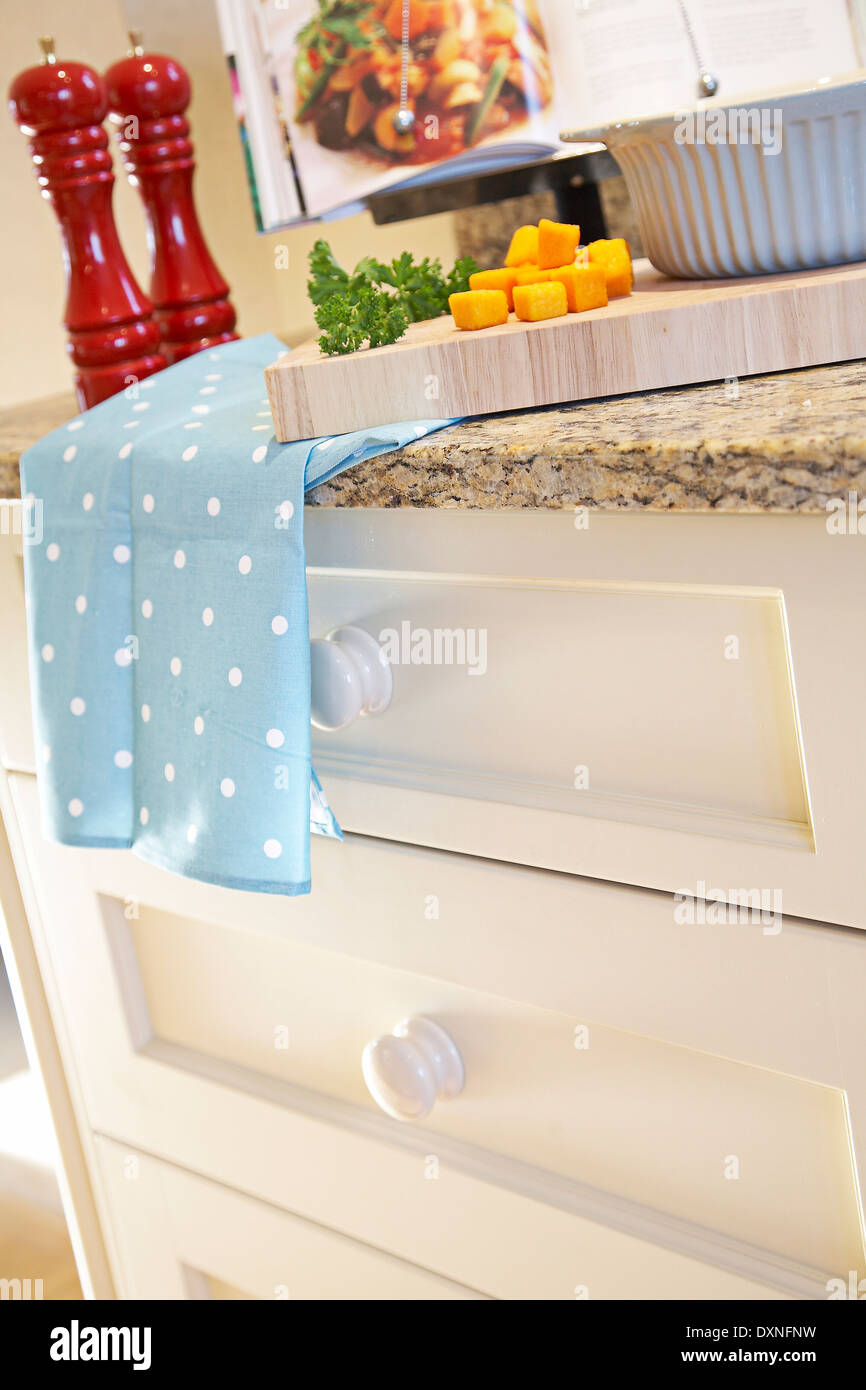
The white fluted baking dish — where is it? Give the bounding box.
[562,73,866,278]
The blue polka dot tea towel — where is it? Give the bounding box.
[20,333,454,896]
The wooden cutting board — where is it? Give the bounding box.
[265,259,866,441]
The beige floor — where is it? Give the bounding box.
[0,1188,81,1299]
[0,953,81,1299]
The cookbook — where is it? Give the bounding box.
[215,0,866,230]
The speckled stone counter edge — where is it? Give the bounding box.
[2,361,864,513]
[307,361,866,513]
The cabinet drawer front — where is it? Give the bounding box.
[115,890,860,1279]
[96,1138,483,1300]
[307,508,866,928]
[9,773,865,1297]
[310,571,807,837]
[4,507,865,926]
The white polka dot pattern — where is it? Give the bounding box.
[16,333,434,892]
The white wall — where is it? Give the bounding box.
[0,0,457,408]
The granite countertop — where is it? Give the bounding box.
[2,361,864,512]
[0,393,76,504]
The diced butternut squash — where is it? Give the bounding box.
[469,267,519,310]
[504,224,540,266]
[587,237,631,263]
[547,263,608,312]
[449,288,509,330]
[513,264,550,286]
[537,218,581,269]
[602,257,633,299]
[512,279,568,322]
[587,238,634,298]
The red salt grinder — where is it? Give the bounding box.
[104,32,239,364]
[8,38,166,410]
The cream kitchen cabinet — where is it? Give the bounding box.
[8,770,862,1300]
[95,1138,484,1301]
[307,507,866,929]
[1,502,864,1301]
[5,507,866,925]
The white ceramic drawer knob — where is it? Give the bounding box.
[310,625,392,732]
[362,1017,465,1122]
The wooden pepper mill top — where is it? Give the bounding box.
[8,38,166,408]
[104,33,239,363]
[9,38,105,136]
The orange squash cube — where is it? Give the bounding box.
[504,224,540,266]
[587,238,634,297]
[587,237,631,262]
[513,263,550,286]
[547,263,608,312]
[602,258,633,298]
[449,289,510,330]
[469,267,519,310]
[537,218,581,269]
[512,279,568,322]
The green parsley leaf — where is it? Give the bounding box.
[314,285,408,356]
[309,241,480,355]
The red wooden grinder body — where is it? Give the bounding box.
[7,41,166,409]
[104,38,239,363]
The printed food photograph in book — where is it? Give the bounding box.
[290,0,553,163]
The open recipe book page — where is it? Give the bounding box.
[550,0,863,130]
[216,0,865,229]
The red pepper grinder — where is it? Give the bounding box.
[104,33,239,364]
[8,38,166,410]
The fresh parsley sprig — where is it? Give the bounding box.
[372,251,448,323]
[314,286,408,356]
[308,240,479,355]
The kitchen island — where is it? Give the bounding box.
[0,362,864,1301]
